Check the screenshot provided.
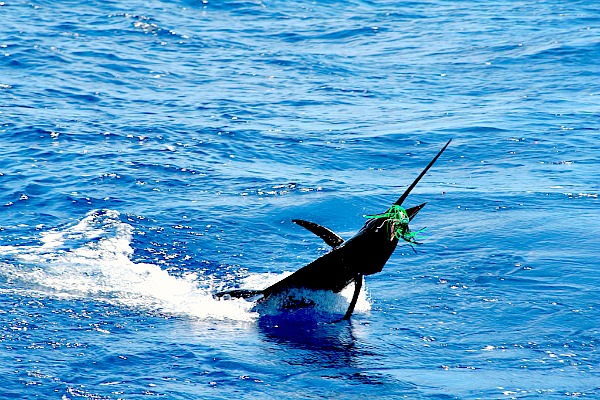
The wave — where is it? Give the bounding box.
[0,209,369,321]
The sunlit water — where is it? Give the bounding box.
[1,0,599,398]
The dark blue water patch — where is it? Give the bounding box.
[280,25,381,44]
[0,292,181,398]
[123,209,263,275]
[1,45,68,70]
[520,41,600,67]
[258,313,355,350]
[49,81,102,99]
[123,160,211,179]
[1,125,61,143]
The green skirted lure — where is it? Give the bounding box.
[364,204,425,245]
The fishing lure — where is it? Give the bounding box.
[364,204,425,244]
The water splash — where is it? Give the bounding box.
[0,209,370,321]
[0,210,256,321]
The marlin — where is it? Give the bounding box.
[215,140,452,319]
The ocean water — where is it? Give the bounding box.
[1,0,599,398]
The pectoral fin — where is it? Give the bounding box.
[341,273,363,321]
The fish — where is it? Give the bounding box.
[215,139,452,320]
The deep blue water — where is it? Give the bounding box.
[1,0,599,398]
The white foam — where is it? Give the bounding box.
[0,209,370,321]
[0,210,256,321]
[255,283,371,316]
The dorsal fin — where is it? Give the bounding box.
[292,219,345,248]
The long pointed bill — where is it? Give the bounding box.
[405,202,426,221]
[394,139,452,206]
